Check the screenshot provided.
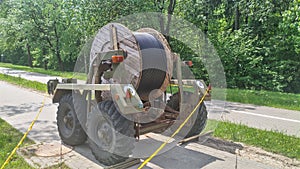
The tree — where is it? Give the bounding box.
[0,0,299,93]
[154,0,176,42]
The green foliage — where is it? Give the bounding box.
[0,0,154,71]
[176,0,299,93]
[0,0,299,93]
[169,37,209,81]
[214,121,300,160]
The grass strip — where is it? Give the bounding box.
[0,118,34,169]
[0,62,74,78]
[0,62,86,80]
[225,88,300,111]
[211,120,300,160]
[0,73,47,92]
[167,85,300,111]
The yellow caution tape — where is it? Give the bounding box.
[138,89,209,169]
[1,95,46,169]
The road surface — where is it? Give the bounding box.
[0,81,280,169]
[207,101,300,137]
[1,67,299,137]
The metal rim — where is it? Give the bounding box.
[61,105,75,138]
[93,115,116,152]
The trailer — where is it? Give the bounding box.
[47,23,211,166]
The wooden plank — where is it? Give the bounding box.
[179,131,213,145]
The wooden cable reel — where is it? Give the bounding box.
[90,23,173,101]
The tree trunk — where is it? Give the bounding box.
[159,14,165,36]
[26,43,33,67]
[54,22,64,71]
[245,0,249,25]
[204,1,209,35]
[56,46,63,71]
[155,0,176,43]
[155,0,165,38]
[234,3,240,30]
[42,47,48,70]
[165,0,176,42]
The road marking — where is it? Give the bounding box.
[229,110,300,123]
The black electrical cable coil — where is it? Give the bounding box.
[134,32,168,101]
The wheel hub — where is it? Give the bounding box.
[96,122,113,149]
[63,111,74,130]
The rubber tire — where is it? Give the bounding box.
[57,94,87,146]
[87,100,134,166]
[73,92,87,131]
[167,92,208,138]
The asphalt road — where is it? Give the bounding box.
[207,100,300,137]
[0,81,279,169]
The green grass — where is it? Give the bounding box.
[0,73,47,92]
[166,85,195,93]
[225,88,300,111]
[210,120,300,160]
[167,86,300,111]
[0,118,34,169]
